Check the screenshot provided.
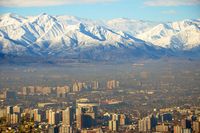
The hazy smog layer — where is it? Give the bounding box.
[0,59,200,89]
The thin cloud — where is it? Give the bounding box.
[0,0,118,7]
[144,0,200,6]
[161,10,177,14]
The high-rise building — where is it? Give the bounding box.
[174,125,182,133]
[182,128,191,133]
[4,91,17,100]
[6,106,14,124]
[33,109,45,122]
[10,113,19,124]
[48,110,54,125]
[13,105,22,114]
[150,115,157,129]
[6,106,13,114]
[138,116,151,132]
[57,86,70,98]
[34,86,51,95]
[91,81,99,90]
[22,87,29,95]
[21,86,35,95]
[41,87,52,95]
[76,102,98,129]
[0,108,6,118]
[181,119,191,129]
[107,80,119,90]
[29,86,35,94]
[192,121,200,133]
[81,128,103,133]
[73,82,86,92]
[6,105,20,125]
[156,124,169,132]
[62,106,73,126]
[76,106,82,130]
[33,109,39,122]
[109,120,119,131]
[48,125,59,133]
[59,125,73,133]
[111,113,119,121]
[48,109,61,125]
[119,114,126,126]
[108,120,112,131]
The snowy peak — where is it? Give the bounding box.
[0,13,200,59]
[0,13,27,27]
[106,18,157,35]
[137,19,200,50]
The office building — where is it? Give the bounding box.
[192,121,200,133]
[76,102,98,129]
[109,120,119,131]
[119,114,126,126]
[138,116,151,132]
[10,113,19,124]
[13,105,22,114]
[156,124,169,132]
[107,80,119,90]
[59,125,73,133]
[48,110,61,125]
[62,106,73,126]
[57,86,70,98]
[181,119,191,129]
[174,125,182,133]
[6,106,13,114]
[4,91,17,100]
[182,128,191,133]
[48,125,59,133]
[33,109,45,122]
[73,82,86,92]
[91,81,99,90]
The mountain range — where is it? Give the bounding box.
[0,13,200,60]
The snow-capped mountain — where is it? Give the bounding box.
[0,13,199,60]
[137,19,200,50]
[106,18,157,35]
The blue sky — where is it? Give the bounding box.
[0,0,200,22]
